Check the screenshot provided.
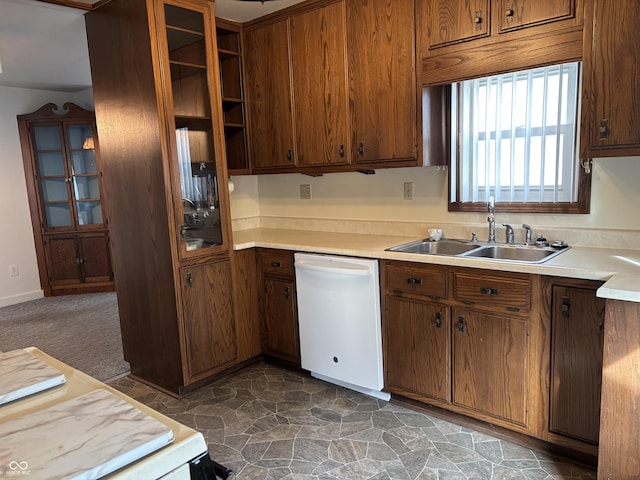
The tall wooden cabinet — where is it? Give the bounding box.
[86,0,236,395]
[17,103,113,296]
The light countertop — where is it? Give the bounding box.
[0,348,208,479]
[233,228,640,303]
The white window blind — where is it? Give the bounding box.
[452,62,581,204]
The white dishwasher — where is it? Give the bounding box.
[294,253,389,401]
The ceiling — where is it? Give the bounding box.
[0,0,305,92]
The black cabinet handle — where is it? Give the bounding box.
[435,312,443,329]
[284,287,290,299]
[407,277,423,285]
[272,261,281,268]
[339,144,345,158]
[287,149,293,161]
[359,142,365,156]
[457,316,466,333]
[186,273,193,287]
[480,287,500,296]
[562,296,570,317]
[599,119,609,140]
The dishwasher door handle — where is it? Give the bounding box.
[294,261,372,276]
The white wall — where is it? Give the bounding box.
[231,156,640,246]
[0,86,94,307]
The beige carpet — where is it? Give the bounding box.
[0,292,130,381]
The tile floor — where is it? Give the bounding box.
[109,362,597,480]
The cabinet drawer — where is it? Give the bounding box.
[261,250,294,277]
[453,272,530,312]
[385,263,447,299]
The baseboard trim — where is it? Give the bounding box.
[0,289,44,308]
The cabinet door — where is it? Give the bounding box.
[180,260,236,381]
[550,286,605,444]
[583,0,640,155]
[78,234,112,283]
[160,2,230,257]
[426,0,490,49]
[45,235,81,287]
[244,20,296,170]
[497,0,575,33]
[263,277,299,364]
[453,308,528,426]
[347,0,416,163]
[385,296,450,403]
[291,1,350,166]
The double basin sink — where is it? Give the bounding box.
[387,238,568,264]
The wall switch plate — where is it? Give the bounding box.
[300,184,312,200]
[404,182,414,200]
[10,264,19,277]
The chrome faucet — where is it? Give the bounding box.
[522,224,533,245]
[487,196,496,243]
[503,224,515,244]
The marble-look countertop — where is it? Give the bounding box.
[0,389,173,479]
[0,348,208,480]
[232,228,640,302]
[0,349,65,405]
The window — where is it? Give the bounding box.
[449,62,590,213]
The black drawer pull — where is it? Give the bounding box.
[407,277,423,286]
[435,311,443,329]
[480,287,500,296]
[271,261,281,268]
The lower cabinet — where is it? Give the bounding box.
[383,260,605,459]
[180,260,237,382]
[259,249,300,365]
[548,282,605,446]
[452,307,529,427]
[44,233,113,294]
[384,296,451,403]
[383,261,535,431]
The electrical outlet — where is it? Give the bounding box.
[403,182,414,200]
[9,264,19,277]
[300,184,312,200]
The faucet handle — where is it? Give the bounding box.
[522,224,532,244]
[502,224,515,244]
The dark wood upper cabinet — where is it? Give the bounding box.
[426,0,491,48]
[290,1,350,167]
[419,0,583,85]
[17,103,113,296]
[244,0,428,172]
[347,0,417,164]
[244,19,297,170]
[497,0,575,33]
[581,0,640,158]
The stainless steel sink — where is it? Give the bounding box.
[460,244,568,263]
[387,238,569,264]
[386,239,483,256]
